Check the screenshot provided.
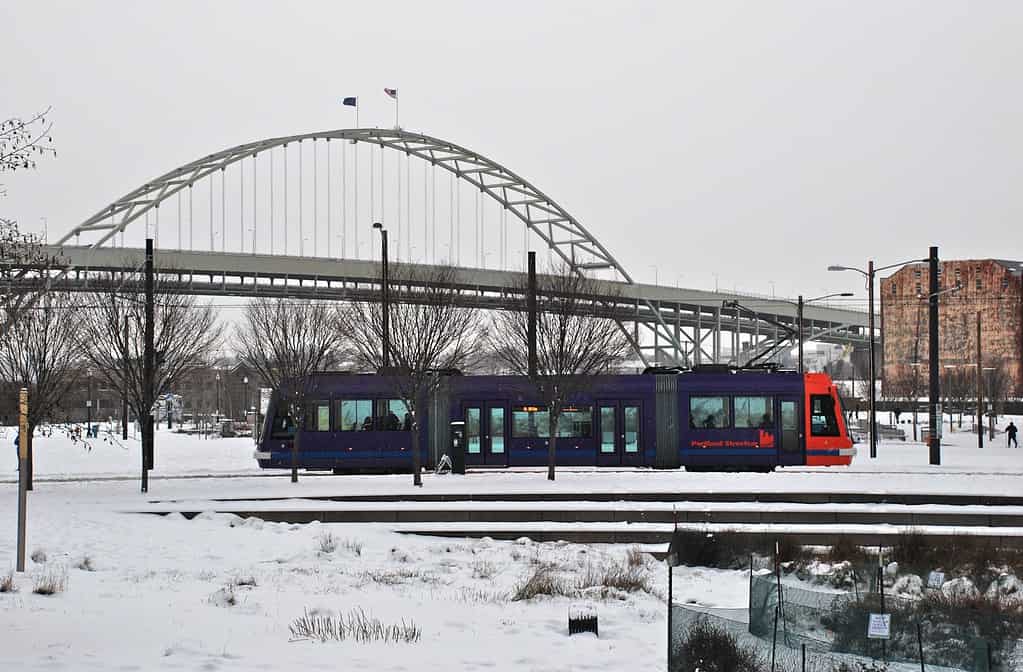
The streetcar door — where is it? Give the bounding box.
[777,398,803,465]
[463,402,508,467]
[596,401,643,467]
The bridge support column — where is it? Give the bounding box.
[694,312,702,366]
[713,309,721,364]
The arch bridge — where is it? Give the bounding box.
[54,128,869,365]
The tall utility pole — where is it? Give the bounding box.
[866,260,877,459]
[142,238,155,492]
[527,251,537,378]
[977,311,983,449]
[797,295,804,374]
[928,246,940,466]
[122,315,129,440]
[373,223,390,368]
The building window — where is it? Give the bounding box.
[915,283,921,296]
[913,269,921,279]
[1003,278,1010,291]
[891,282,897,296]
[976,278,982,291]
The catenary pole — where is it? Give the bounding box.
[528,251,538,378]
[928,246,940,465]
[868,260,877,459]
[977,311,983,448]
[143,238,155,492]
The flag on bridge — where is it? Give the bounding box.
[341,96,357,107]
[383,88,397,99]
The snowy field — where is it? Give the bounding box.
[0,419,1021,670]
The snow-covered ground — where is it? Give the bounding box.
[0,419,1020,670]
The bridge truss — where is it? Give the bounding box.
[55,129,869,365]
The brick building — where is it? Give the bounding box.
[881,259,1023,398]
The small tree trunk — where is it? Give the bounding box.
[411,417,422,487]
[547,410,558,481]
[291,429,300,483]
[913,409,918,441]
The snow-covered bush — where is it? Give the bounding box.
[985,573,1023,602]
[74,555,95,572]
[471,559,496,580]
[891,574,923,599]
[317,532,337,554]
[940,577,979,600]
[0,571,16,593]
[341,538,363,557]
[512,564,573,601]
[32,566,68,595]
[576,561,649,597]
[30,548,46,564]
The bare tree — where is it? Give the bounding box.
[1,107,56,175]
[78,270,223,480]
[338,264,481,486]
[234,298,341,483]
[0,218,63,334]
[489,263,631,481]
[0,292,84,488]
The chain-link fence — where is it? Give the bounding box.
[669,568,1021,671]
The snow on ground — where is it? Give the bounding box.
[0,418,1021,670]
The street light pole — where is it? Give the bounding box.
[976,312,983,449]
[373,222,390,368]
[866,260,877,459]
[797,295,804,374]
[928,246,941,465]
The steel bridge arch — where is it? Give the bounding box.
[57,128,689,364]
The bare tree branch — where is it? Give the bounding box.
[0,292,86,487]
[233,298,342,481]
[488,262,631,480]
[337,264,482,486]
[1,107,56,173]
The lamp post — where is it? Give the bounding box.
[796,293,853,373]
[215,371,221,425]
[373,222,390,368]
[928,246,940,465]
[829,257,928,459]
[243,376,249,422]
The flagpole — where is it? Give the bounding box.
[354,103,359,259]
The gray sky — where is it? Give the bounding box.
[3,0,1021,308]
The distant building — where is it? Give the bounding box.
[881,258,1023,397]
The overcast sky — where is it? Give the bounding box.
[3,1,1021,308]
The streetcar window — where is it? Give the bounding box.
[734,396,774,429]
[305,400,331,432]
[375,399,406,431]
[269,412,296,439]
[689,396,729,429]
[512,406,549,438]
[810,395,840,437]
[339,399,373,431]
[512,406,592,438]
[624,406,640,452]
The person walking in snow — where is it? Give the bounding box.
[1008,421,1018,448]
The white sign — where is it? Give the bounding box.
[926,571,945,589]
[867,613,891,640]
[85,400,92,408]
[259,388,272,415]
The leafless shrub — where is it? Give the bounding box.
[671,618,762,672]
[359,568,437,586]
[472,559,497,580]
[576,561,650,595]
[208,585,238,607]
[231,575,257,587]
[0,571,16,593]
[389,547,412,563]
[32,566,67,595]
[512,564,573,601]
[627,547,647,568]
[30,548,46,563]
[318,532,338,554]
[74,555,95,572]
[342,538,363,557]
[289,607,421,644]
[452,587,508,603]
